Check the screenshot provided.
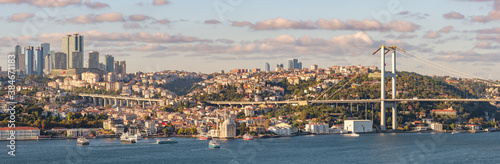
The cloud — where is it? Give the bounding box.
[129,44,167,51]
[64,12,124,24]
[443,11,465,19]
[496,0,500,10]
[83,0,109,9]
[234,17,419,32]
[474,41,500,49]
[396,33,417,39]
[431,50,500,62]
[476,27,500,33]
[144,52,177,58]
[7,13,35,22]
[204,19,221,24]
[423,31,440,39]
[397,11,429,19]
[128,14,151,21]
[152,0,169,5]
[476,34,500,42]
[0,0,82,7]
[438,26,454,33]
[471,0,500,22]
[215,39,235,44]
[152,18,170,24]
[123,23,144,29]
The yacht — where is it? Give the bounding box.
[156,139,177,144]
[120,133,137,143]
[209,140,220,148]
[77,137,89,145]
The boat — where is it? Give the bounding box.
[156,139,177,144]
[209,140,220,148]
[242,133,254,140]
[77,137,89,145]
[350,133,360,137]
[199,133,212,140]
[120,133,137,143]
[451,130,459,134]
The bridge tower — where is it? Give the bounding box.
[372,45,405,130]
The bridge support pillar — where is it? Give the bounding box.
[392,103,397,130]
[380,45,386,131]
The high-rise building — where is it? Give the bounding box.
[105,54,114,72]
[276,63,284,72]
[311,64,318,70]
[44,54,51,75]
[41,43,50,70]
[14,45,21,70]
[34,47,43,75]
[99,62,105,70]
[48,51,55,69]
[17,53,25,74]
[62,34,83,69]
[265,62,270,72]
[70,52,83,68]
[53,52,67,69]
[88,51,99,69]
[119,61,126,74]
[114,61,120,74]
[24,46,34,75]
[287,58,302,70]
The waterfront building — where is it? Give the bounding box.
[67,129,91,137]
[62,34,83,69]
[430,123,443,132]
[218,113,236,139]
[88,51,99,69]
[0,127,40,140]
[344,120,373,133]
[305,123,329,134]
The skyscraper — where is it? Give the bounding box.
[276,63,284,71]
[14,45,21,70]
[24,46,34,75]
[18,53,25,74]
[105,54,114,72]
[120,61,126,74]
[53,52,67,69]
[14,45,21,56]
[311,64,318,70]
[88,51,99,69]
[265,62,270,72]
[34,46,43,75]
[44,54,51,75]
[62,34,83,69]
[71,52,83,68]
[287,58,302,70]
[114,61,120,73]
[41,43,50,70]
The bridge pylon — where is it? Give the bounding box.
[372,45,406,131]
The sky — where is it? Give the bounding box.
[0,0,499,80]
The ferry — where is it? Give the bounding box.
[242,133,254,140]
[156,139,177,144]
[209,140,220,148]
[77,137,89,145]
[199,134,212,140]
[120,133,137,143]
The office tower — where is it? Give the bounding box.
[120,61,126,74]
[62,34,83,69]
[99,62,105,70]
[41,43,50,70]
[88,51,99,69]
[114,61,120,73]
[24,46,34,75]
[34,47,44,75]
[287,58,302,70]
[311,64,318,70]
[53,52,67,69]
[18,53,25,74]
[105,54,114,72]
[48,51,55,69]
[14,45,21,70]
[44,54,51,75]
[265,62,270,72]
[71,52,83,68]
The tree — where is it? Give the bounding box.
[177,128,184,134]
[143,116,151,120]
[237,112,246,119]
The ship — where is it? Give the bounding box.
[199,133,212,140]
[242,133,254,140]
[77,137,89,145]
[120,133,137,143]
[156,139,177,144]
[209,140,220,148]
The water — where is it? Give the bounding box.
[1,132,499,164]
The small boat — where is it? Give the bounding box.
[242,133,254,140]
[451,130,459,134]
[347,132,359,137]
[77,137,89,145]
[120,133,137,143]
[156,139,177,144]
[199,133,212,140]
[209,140,220,148]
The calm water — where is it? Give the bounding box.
[1,132,499,164]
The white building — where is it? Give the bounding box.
[344,120,373,133]
[430,123,443,132]
[305,123,329,134]
[67,129,92,137]
[329,125,345,133]
[0,127,40,140]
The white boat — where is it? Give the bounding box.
[209,140,220,148]
[350,133,360,137]
[77,137,89,145]
[120,133,137,143]
[451,131,459,134]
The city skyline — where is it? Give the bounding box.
[0,0,499,80]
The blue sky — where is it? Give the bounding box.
[0,0,499,80]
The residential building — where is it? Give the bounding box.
[430,122,443,131]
